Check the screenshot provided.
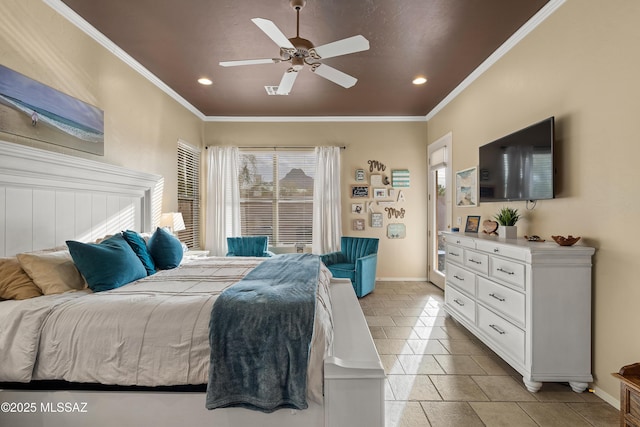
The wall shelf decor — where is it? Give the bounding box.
[385,207,406,219]
[351,203,364,214]
[351,185,369,198]
[373,188,387,199]
[387,223,406,239]
[371,213,383,228]
[368,160,386,172]
[370,174,383,187]
[391,169,410,187]
[352,218,365,231]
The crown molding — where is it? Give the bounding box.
[204,116,427,123]
[425,0,566,121]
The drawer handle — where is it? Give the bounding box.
[453,275,464,281]
[489,324,506,335]
[493,248,500,253]
[489,293,505,302]
[448,252,459,257]
[453,298,465,307]
[456,240,461,244]
[496,267,515,276]
[468,259,482,265]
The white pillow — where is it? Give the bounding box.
[17,250,86,295]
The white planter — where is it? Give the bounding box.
[498,225,517,239]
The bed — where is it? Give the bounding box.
[0,141,385,427]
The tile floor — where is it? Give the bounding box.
[360,281,619,427]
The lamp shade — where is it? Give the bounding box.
[160,212,186,232]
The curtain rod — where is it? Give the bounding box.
[205,145,346,150]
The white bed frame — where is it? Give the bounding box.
[0,140,385,427]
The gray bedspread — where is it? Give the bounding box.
[205,253,321,413]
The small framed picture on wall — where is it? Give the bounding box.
[455,166,478,207]
[351,203,364,214]
[351,185,369,198]
[371,212,383,228]
[352,219,365,231]
[373,188,387,199]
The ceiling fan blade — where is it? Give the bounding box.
[312,64,358,88]
[219,58,277,67]
[276,71,299,95]
[251,18,295,50]
[311,35,370,59]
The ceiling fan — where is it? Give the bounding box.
[219,0,370,95]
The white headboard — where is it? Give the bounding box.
[0,140,163,257]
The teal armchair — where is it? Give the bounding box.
[320,236,379,297]
[226,236,275,257]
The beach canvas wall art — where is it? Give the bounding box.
[0,64,104,155]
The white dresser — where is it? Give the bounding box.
[442,231,595,393]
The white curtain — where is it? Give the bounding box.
[205,146,240,256]
[312,146,342,254]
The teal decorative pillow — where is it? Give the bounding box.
[122,230,156,275]
[147,227,184,270]
[67,234,147,292]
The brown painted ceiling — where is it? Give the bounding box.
[61,0,549,117]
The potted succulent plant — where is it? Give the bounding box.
[494,207,520,239]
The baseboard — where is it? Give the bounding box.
[376,277,429,282]
[593,386,619,409]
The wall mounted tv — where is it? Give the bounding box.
[478,117,554,202]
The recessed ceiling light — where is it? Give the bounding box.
[412,76,427,85]
[198,77,213,85]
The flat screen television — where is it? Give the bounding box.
[478,117,554,202]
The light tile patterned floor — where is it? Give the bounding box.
[360,281,619,427]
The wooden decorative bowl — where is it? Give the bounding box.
[551,235,581,246]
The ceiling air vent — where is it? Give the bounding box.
[265,86,288,96]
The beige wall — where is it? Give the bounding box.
[205,121,428,279]
[427,0,640,400]
[0,0,203,213]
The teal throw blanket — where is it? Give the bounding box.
[206,253,320,412]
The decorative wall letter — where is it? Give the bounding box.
[368,160,386,172]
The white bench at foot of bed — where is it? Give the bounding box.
[0,279,385,427]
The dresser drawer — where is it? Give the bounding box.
[477,305,525,364]
[445,244,464,264]
[490,257,526,289]
[464,249,489,275]
[476,240,528,262]
[445,262,475,296]
[477,276,525,326]
[445,285,476,324]
[444,234,475,249]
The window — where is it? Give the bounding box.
[238,149,315,246]
[177,141,201,249]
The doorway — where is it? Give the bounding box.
[427,133,452,290]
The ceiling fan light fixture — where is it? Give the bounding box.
[198,77,213,85]
[291,56,304,71]
[412,76,427,85]
[219,1,370,94]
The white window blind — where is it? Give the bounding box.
[430,146,447,170]
[238,149,316,246]
[177,141,201,249]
